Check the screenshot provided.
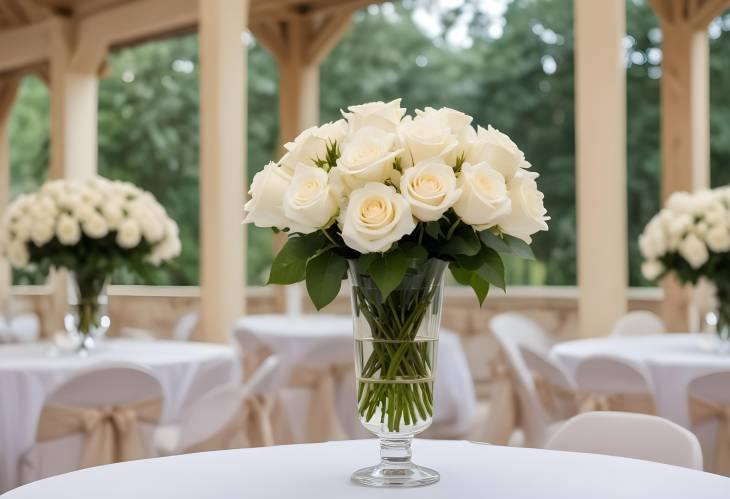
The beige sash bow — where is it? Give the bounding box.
[243,346,274,379]
[185,395,275,453]
[577,391,655,415]
[482,352,520,445]
[288,362,353,443]
[531,372,578,420]
[36,397,162,468]
[689,396,730,476]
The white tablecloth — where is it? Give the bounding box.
[4,439,728,498]
[552,334,730,427]
[0,339,236,492]
[233,315,476,439]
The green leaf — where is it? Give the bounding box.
[370,247,408,299]
[469,273,490,306]
[449,263,472,286]
[425,221,442,239]
[268,233,325,285]
[357,253,379,273]
[400,242,428,262]
[479,230,511,253]
[441,227,481,257]
[504,235,535,260]
[305,250,347,310]
[456,245,506,290]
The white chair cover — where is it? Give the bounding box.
[687,371,730,476]
[574,356,656,415]
[20,363,163,483]
[0,313,40,343]
[519,344,578,422]
[547,411,703,470]
[485,313,553,447]
[611,311,666,337]
[173,312,199,342]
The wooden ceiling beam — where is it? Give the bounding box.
[0,20,53,74]
[690,0,730,29]
[305,11,352,65]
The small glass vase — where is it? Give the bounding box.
[63,272,111,355]
[348,258,447,488]
[715,296,730,354]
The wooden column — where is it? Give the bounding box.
[199,0,249,342]
[47,22,102,333]
[574,0,628,337]
[649,0,730,331]
[252,11,353,313]
[0,79,20,316]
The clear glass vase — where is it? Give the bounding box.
[64,272,111,355]
[348,258,447,487]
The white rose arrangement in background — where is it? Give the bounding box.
[639,187,730,339]
[244,99,549,310]
[1,176,181,273]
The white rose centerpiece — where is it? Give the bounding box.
[1,176,180,352]
[639,187,730,344]
[243,100,549,486]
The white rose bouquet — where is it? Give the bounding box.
[1,176,181,341]
[640,187,730,339]
[245,100,549,308]
[245,100,549,435]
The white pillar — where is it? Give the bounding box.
[574,0,628,337]
[47,23,101,333]
[199,0,248,342]
[0,80,19,316]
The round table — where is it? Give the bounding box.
[0,339,236,493]
[233,315,476,439]
[552,333,730,427]
[3,440,728,498]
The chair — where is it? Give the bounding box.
[156,355,280,455]
[573,356,656,414]
[546,411,703,470]
[0,313,40,343]
[20,364,164,483]
[176,357,238,416]
[687,371,730,476]
[173,312,199,342]
[519,344,578,422]
[611,311,665,337]
[486,313,553,447]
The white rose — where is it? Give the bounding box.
[342,99,406,133]
[56,214,81,246]
[705,224,730,253]
[704,202,727,226]
[7,240,29,268]
[401,159,461,222]
[336,126,401,188]
[678,233,709,269]
[465,125,527,180]
[453,162,511,229]
[30,219,55,247]
[116,218,142,249]
[82,212,109,239]
[398,113,459,167]
[496,170,549,243]
[641,260,664,281]
[101,202,125,229]
[341,183,416,253]
[666,191,695,214]
[11,216,32,242]
[638,218,668,259]
[243,162,296,230]
[283,164,338,233]
[279,120,348,173]
[149,234,182,265]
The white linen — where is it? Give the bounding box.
[552,334,730,447]
[4,439,729,498]
[232,315,475,439]
[0,339,236,493]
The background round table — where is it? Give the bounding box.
[552,333,730,427]
[233,314,476,439]
[3,439,728,498]
[0,339,236,492]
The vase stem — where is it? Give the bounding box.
[380,437,413,467]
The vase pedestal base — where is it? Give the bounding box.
[351,437,439,488]
[351,462,439,488]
